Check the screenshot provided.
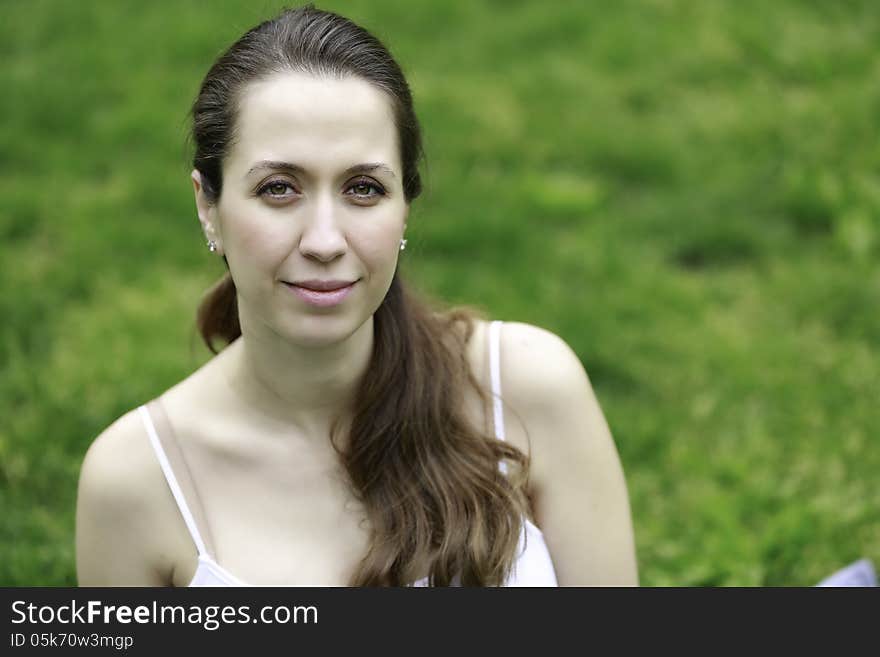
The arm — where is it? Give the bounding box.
[501,322,638,586]
[75,410,168,586]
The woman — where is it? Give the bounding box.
[75,4,638,587]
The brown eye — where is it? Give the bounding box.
[259,180,296,198]
[346,178,386,200]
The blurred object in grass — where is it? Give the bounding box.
[816,558,877,587]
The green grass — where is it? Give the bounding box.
[2,0,878,586]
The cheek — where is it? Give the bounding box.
[352,212,405,261]
[356,230,398,261]
[223,205,292,262]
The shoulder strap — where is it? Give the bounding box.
[488,320,506,442]
[488,320,509,475]
[138,402,210,558]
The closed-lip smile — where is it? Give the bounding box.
[287,279,358,291]
[282,278,359,308]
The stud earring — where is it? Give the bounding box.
[399,238,407,251]
[207,240,217,253]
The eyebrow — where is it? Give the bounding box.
[246,160,397,179]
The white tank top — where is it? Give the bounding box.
[138,320,558,587]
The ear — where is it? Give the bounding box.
[191,169,223,254]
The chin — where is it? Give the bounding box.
[284,314,370,347]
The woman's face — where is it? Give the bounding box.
[193,71,409,347]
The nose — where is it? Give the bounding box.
[298,194,347,263]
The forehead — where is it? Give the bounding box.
[228,70,400,174]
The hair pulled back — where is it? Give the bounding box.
[190,3,529,586]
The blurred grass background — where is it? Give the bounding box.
[2,0,878,586]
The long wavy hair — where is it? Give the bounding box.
[189,4,531,586]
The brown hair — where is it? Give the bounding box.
[189,4,530,586]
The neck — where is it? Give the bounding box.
[221,313,374,438]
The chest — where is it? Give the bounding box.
[160,322,532,586]
[165,413,375,585]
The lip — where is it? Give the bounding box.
[283,280,357,308]
[291,279,357,291]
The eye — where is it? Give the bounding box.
[346,177,386,201]
[257,180,297,199]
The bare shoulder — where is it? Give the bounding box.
[496,321,605,466]
[75,406,176,586]
[493,320,618,471]
[78,409,153,508]
[497,321,596,422]
[496,321,639,585]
